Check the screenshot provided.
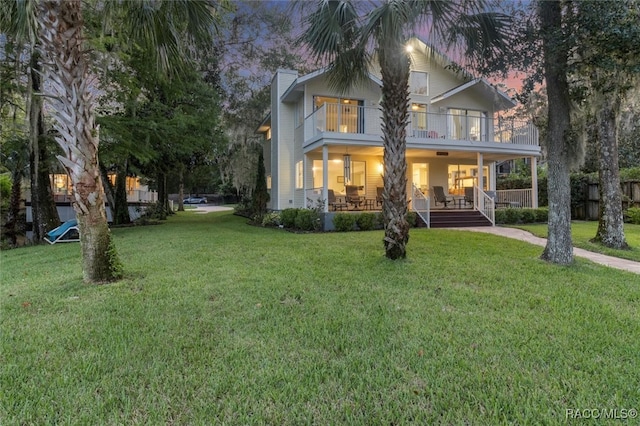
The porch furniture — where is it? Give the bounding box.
[363,199,375,210]
[345,185,364,210]
[464,187,474,207]
[486,190,520,208]
[44,219,80,244]
[376,187,384,207]
[328,189,348,211]
[432,186,455,208]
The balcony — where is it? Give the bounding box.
[304,103,538,147]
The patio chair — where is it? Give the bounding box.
[345,185,364,210]
[376,186,384,207]
[328,189,348,211]
[44,219,80,244]
[464,187,474,207]
[432,186,455,208]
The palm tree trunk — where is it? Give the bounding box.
[539,0,573,265]
[593,94,628,249]
[39,0,121,282]
[379,38,410,259]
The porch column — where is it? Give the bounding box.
[476,153,484,191]
[322,145,329,213]
[530,156,538,208]
[489,161,496,191]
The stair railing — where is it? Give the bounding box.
[412,184,430,228]
[474,186,495,226]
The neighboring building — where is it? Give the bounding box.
[258,37,540,226]
[48,173,157,204]
[24,173,157,225]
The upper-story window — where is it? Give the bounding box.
[314,96,364,133]
[410,71,429,95]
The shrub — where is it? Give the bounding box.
[534,207,548,223]
[356,213,376,231]
[333,213,356,232]
[294,209,320,231]
[624,207,640,224]
[503,208,521,224]
[406,211,418,227]
[374,212,385,230]
[280,208,299,229]
[494,209,507,224]
[520,209,536,224]
[262,212,281,227]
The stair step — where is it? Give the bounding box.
[415,209,492,228]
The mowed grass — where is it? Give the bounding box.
[2,211,640,424]
[515,221,640,262]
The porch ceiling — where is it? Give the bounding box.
[306,145,535,163]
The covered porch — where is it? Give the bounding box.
[301,145,539,220]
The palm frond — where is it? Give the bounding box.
[300,0,360,63]
[0,0,39,47]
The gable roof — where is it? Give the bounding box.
[430,78,516,111]
[280,68,382,102]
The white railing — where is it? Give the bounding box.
[127,190,157,203]
[475,186,495,225]
[305,187,324,209]
[496,189,532,208]
[306,104,538,146]
[412,183,430,228]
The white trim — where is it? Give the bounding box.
[431,78,516,111]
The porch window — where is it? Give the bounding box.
[314,96,364,133]
[410,103,428,137]
[448,164,489,194]
[295,161,303,189]
[312,159,366,191]
[448,109,486,141]
[412,163,429,194]
[267,174,271,190]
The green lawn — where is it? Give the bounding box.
[2,211,640,424]
[515,221,640,262]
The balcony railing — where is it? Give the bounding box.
[306,104,538,146]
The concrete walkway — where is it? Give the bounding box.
[452,226,640,275]
[191,205,234,214]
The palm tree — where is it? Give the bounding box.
[36,0,226,282]
[0,0,61,243]
[300,0,511,259]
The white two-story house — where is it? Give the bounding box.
[258,37,540,227]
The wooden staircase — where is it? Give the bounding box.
[422,209,492,228]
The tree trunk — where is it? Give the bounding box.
[379,38,410,260]
[39,0,121,283]
[28,52,59,242]
[113,161,131,225]
[593,94,628,249]
[157,171,169,219]
[539,0,574,265]
[178,167,185,212]
[6,168,23,247]
[100,164,116,216]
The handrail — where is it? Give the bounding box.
[306,103,539,145]
[411,183,430,228]
[474,186,495,226]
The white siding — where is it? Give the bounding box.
[271,70,298,210]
